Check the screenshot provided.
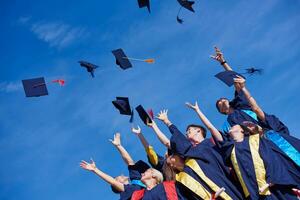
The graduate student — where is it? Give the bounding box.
[80,133,149,200]
[187,100,300,199]
[156,110,244,200]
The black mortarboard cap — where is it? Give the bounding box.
[215,71,245,87]
[112,97,132,115]
[137,0,151,13]
[22,77,48,97]
[112,49,133,70]
[135,105,152,125]
[177,0,195,12]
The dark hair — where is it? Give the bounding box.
[186,124,207,138]
[162,161,177,181]
[215,97,229,113]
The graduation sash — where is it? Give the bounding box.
[145,146,159,166]
[176,172,211,200]
[184,159,232,200]
[230,134,271,197]
[265,130,300,167]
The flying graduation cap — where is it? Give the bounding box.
[112,48,155,70]
[176,0,195,24]
[244,67,263,76]
[135,105,152,125]
[137,0,151,13]
[78,61,99,78]
[215,71,245,87]
[22,77,65,97]
[112,97,134,123]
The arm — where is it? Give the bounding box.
[110,133,135,166]
[80,159,125,192]
[211,46,244,91]
[186,102,224,142]
[235,76,266,121]
[147,120,171,149]
[132,126,161,168]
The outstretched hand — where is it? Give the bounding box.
[186,101,200,111]
[131,126,141,135]
[80,158,97,172]
[109,133,121,146]
[156,109,169,122]
[210,46,225,63]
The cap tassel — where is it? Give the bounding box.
[52,79,65,86]
[123,57,155,64]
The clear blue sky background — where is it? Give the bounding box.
[0,0,299,199]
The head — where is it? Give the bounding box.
[241,121,263,135]
[162,160,177,181]
[166,154,185,172]
[216,98,230,115]
[141,168,163,186]
[186,124,207,145]
[228,125,245,142]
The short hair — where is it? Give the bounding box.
[215,97,229,113]
[150,168,164,184]
[186,124,207,138]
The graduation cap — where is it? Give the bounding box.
[112,97,134,123]
[135,105,152,125]
[112,48,155,70]
[244,67,263,76]
[137,0,151,13]
[22,77,49,97]
[215,71,245,87]
[78,61,99,78]
[176,0,195,24]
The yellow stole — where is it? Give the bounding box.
[230,134,271,197]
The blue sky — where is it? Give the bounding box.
[0,0,300,199]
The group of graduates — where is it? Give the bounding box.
[80,47,300,200]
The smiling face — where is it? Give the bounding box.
[216,98,230,115]
[186,126,204,145]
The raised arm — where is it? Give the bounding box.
[131,126,150,149]
[132,126,162,169]
[211,46,245,91]
[80,159,125,192]
[186,101,224,142]
[147,120,171,149]
[110,133,135,166]
[234,76,265,121]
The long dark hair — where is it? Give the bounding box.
[162,161,177,181]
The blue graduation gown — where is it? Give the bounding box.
[119,160,149,200]
[169,124,244,200]
[217,135,300,200]
[225,91,300,166]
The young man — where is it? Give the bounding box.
[211,46,283,134]
[156,110,244,200]
[80,133,149,200]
